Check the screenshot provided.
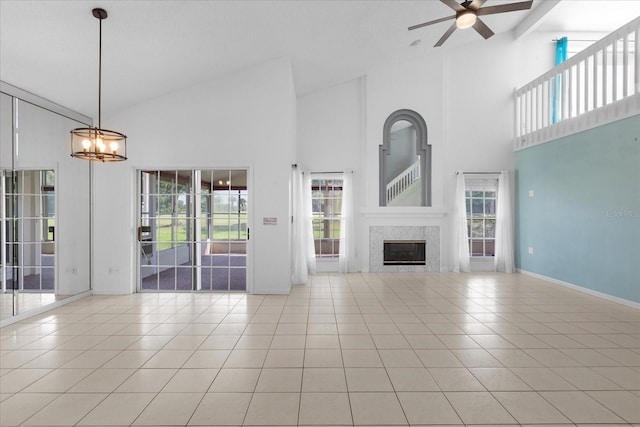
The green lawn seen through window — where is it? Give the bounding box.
[149,215,247,251]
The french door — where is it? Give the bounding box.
[137,169,248,292]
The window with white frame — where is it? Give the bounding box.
[311,178,343,258]
[465,180,497,257]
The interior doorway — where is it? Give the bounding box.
[137,169,248,292]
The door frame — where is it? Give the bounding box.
[135,166,253,293]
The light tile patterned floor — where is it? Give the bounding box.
[1,272,639,426]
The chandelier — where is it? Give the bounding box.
[70,8,127,162]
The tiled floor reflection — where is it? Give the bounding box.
[1,272,639,426]
[1,292,64,321]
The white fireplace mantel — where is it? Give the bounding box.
[361,207,448,221]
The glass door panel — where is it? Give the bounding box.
[139,170,195,291]
[206,170,247,292]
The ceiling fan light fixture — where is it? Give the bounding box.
[70,8,127,162]
[456,10,477,29]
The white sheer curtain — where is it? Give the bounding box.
[339,171,353,273]
[495,170,515,273]
[452,172,470,272]
[291,169,315,285]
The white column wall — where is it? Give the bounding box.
[92,58,296,295]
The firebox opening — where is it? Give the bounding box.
[383,240,426,265]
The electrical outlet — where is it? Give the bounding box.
[528,247,534,255]
[528,190,535,197]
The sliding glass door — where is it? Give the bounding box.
[138,169,248,292]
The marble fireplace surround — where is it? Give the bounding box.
[369,226,439,272]
[362,207,446,273]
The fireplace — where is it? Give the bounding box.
[368,225,440,272]
[384,240,426,265]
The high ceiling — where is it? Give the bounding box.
[1,0,637,118]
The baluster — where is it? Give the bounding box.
[623,34,629,97]
[548,76,558,126]
[532,87,537,132]
[584,55,590,112]
[523,90,528,138]
[594,50,598,108]
[568,66,573,119]
[635,28,639,94]
[542,80,548,129]
[560,70,569,121]
[520,92,527,137]
[603,46,608,105]
[613,39,618,102]
[528,89,533,134]
[537,84,543,131]
[576,61,581,115]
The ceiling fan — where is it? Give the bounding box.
[409,0,533,47]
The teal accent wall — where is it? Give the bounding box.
[515,115,640,303]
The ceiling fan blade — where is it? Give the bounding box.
[476,0,533,16]
[473,17,495,39]
[441,0,465,12]
[409,15,455,31]
[434,22,458,47]
[467,0,487,11]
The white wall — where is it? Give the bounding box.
[297,79,363,172]
[365,52,447,209]
[92,57,297,294]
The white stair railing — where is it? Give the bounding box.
[515,16,640,150]
[386,161,420,204]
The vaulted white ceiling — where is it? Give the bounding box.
[1,0,637,118]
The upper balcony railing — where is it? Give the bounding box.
[514,17,640,150]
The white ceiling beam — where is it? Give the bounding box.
[513,0,562,40]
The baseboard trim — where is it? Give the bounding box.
[518,269,640,309]
[0,290,93,328]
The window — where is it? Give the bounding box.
[311,178,343,258]
[466,182,496,257]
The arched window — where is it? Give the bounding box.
[379,109,431,206]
